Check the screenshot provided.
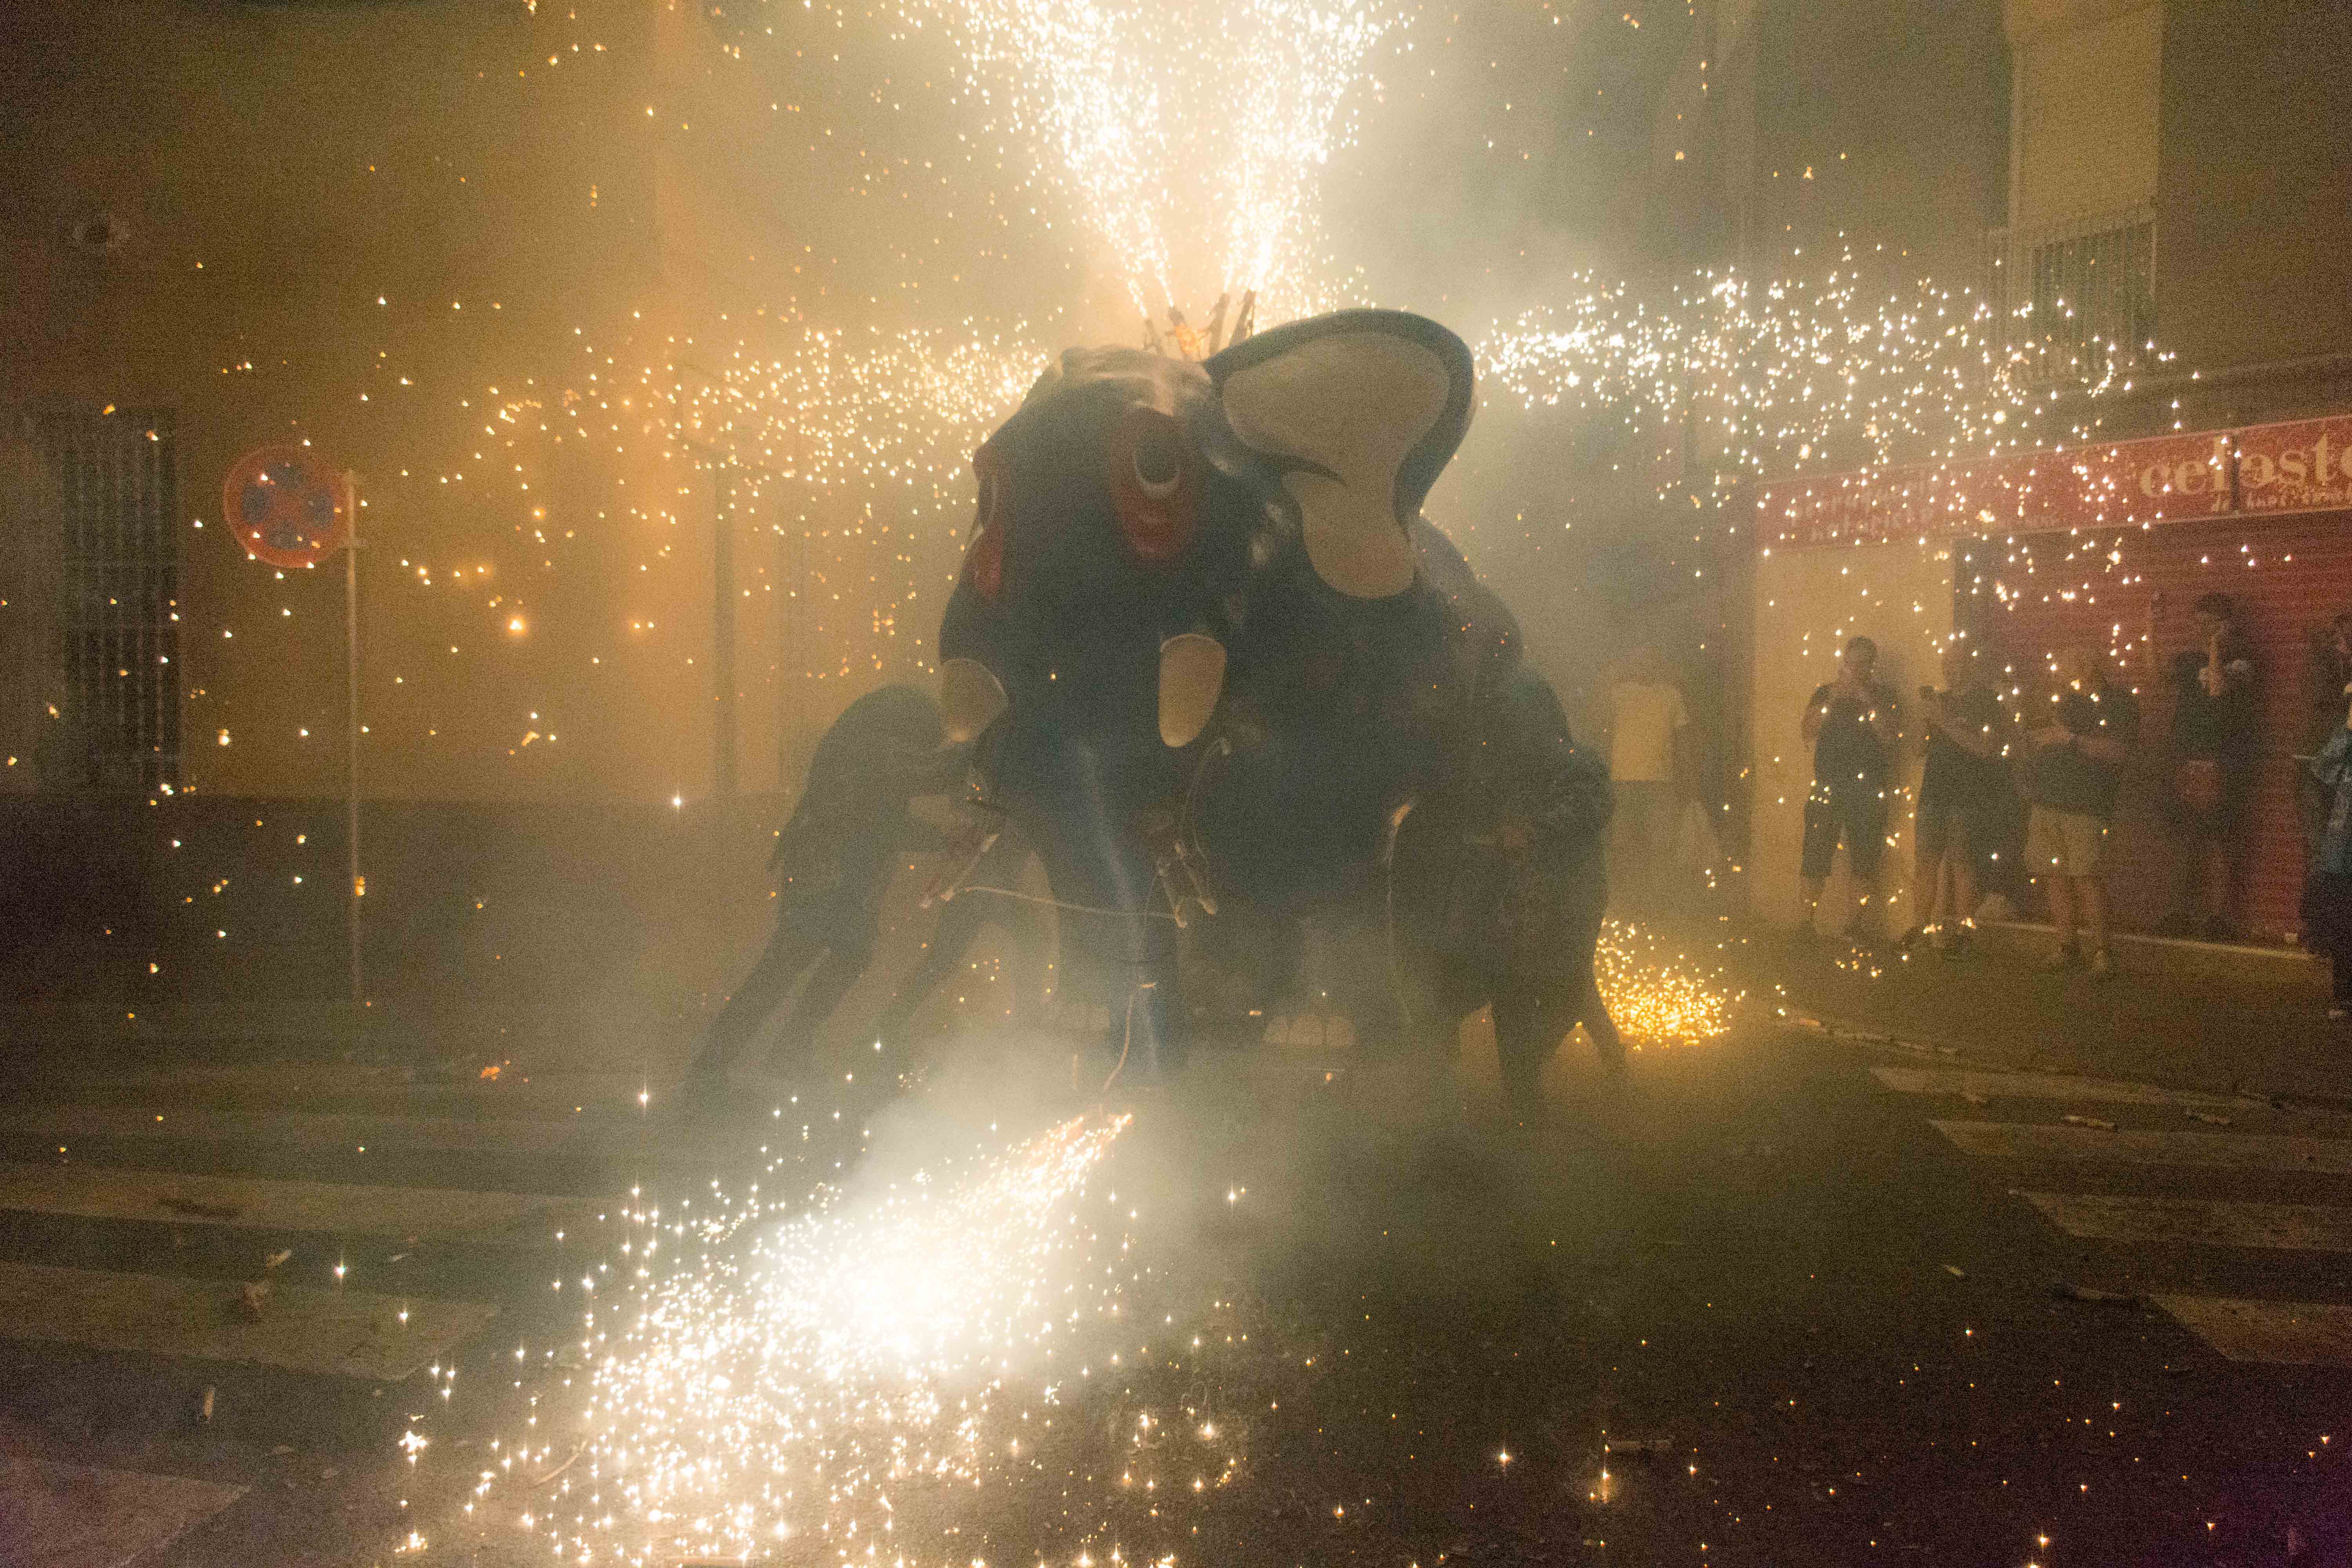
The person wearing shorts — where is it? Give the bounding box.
[1908,644,2005,956]
[1800,636,1900,938]
[2021,647,2140,978]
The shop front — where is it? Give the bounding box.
[1747,414,2352,942]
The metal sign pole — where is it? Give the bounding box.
[345,519,363,1014]
[225,451,366,1021]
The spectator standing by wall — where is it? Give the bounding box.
[1606,644,1688,910]
[2311,614,2352,753]
[2297,613,2352,853]
[2160,592,2258,941]
[2301,686,2352,1021]
[1906,643,2003,957]
[1799,636,1900,938]
[2022,647,2139,978]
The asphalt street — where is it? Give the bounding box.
[0,1010,2346,1567]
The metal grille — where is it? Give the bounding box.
[1987,207,2157,387]
[34,411,180,792]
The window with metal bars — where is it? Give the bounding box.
[1988,207,2157,387]
[34,411,180,793]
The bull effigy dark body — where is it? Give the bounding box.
[933,309,1621,1096]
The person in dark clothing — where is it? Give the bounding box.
[1477,668,1624,1085]
[1973,781,2034,919]
[1800,636,1900,939]
[2299,614,2352,854]
[2160,592,2259,941]
[2022,647,2140,978]
[870,824,1049,1052]
[2313,614,2352,753]
[1389,667,1622,1091]
[1906,643,2005,957]
[2302,687,2352,1021]
[679,686,962,1103]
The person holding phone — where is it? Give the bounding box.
[2022,647,2138,978]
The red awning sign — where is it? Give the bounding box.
[2236,413,2352,515]
[1755,416,2343,550]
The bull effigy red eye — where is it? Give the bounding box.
[1108,407,1199,564]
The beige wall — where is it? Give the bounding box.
[1748,541,1956,928]
[1,4,665,367]
[0,1,837,805]
[1687,0,2009,281]
[2154,0,2352,382]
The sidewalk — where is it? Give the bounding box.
[1735,916,2350,1109]
[13,917,2347,1114]
[0,1057,665,1122]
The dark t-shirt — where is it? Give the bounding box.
[1921,683,2003,802]
[2168,646,2257,768]
[1809,680,1898,793]
[2024,682,2140,817]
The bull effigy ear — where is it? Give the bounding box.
[1206,310,1474,599]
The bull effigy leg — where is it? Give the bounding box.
[1573,963,1628,1073]
[1491,989,1559,1102]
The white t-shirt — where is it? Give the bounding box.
[1608,679,1689,783]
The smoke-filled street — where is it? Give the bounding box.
[9,0,2352,1563]
[3,988,2346,1565]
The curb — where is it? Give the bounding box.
[1773,1007,2352,1116]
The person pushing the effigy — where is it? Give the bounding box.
[679,685,1043,1105]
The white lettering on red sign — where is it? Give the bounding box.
[2236,415,2352,514]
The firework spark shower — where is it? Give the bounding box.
[10,2,2348,1563]
[1474,269,2134,501]
[899,0,1397,317]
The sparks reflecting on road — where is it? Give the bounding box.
[1595,918,1739,1045]
[441,927,1729,1563]
[487,1112,1183,1565]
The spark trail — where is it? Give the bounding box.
[1477,269,2146,500]
[488,1113,1154,1566]
[900,0,1396,318]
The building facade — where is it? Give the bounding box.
[0,1,970,1043]
[1710,0,2352,935]
[0,0,946,810]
